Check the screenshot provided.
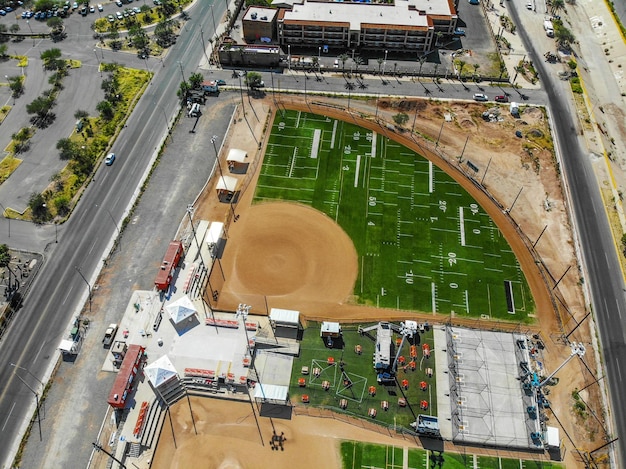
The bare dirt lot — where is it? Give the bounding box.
[177,93,604,468]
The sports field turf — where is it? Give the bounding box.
[255,110,535,320]
[341,441,564,468]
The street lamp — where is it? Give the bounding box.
[74,265,92,313]
[200,27,210,67]
[26,20,34,46]
[287,44,291,71]
[177,61,186,83]
[155,101,171,134]
[318,46,321,71]
[382,50,388,77]
[93,49,102,77]
[0,201,10,238]
[95,204,120,242]
[11,364,42,441]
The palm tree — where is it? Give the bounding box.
[457,59,466,79]
[472,63,480,79]
[377,57,384,75]
[551,0,564,15]
[353,56,363,75]
[339,53,349,74]
[418,57,426,76]
[498,60,507,80]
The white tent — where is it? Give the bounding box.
[254,383,289,404]
[215,176,238,193]
[166,295,197,324]
[145,355,178,388]
[270,308,300,326]
[226,148,247,164]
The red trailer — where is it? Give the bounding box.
[107,344,145,409]
[154,241,184,291]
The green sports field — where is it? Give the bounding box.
[255,110,535,320]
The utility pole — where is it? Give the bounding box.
[92,442,127,468]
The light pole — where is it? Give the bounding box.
[382,50,388,77]
[0,201,9,239]
[155,101,171,134]
[236,303,253,356]
[11,366,42,441]
[287,44,291,71]
[210,3,217,38]
[177,61,186,83]
[318,46,321,72]
[74,265,92,313]
[26,20,34,46]
[93,443,127,469]
[95,204,120,242]
[211,135,239,222]
[186,205,206,268]
[200,27,210,66]
[93,49,102,77]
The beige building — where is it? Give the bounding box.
[277,0,457,54]
[242,6,278,42]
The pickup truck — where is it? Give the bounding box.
[103,323,119,347]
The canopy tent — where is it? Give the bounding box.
[226,148,247,164]
[145,354,178,388]
[253,383,289,404]
[166,295,197,324]
[269,308,300,326]
[215,176,238,194]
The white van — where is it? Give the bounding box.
[188,103,200,117]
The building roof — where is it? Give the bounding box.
[227,148,247,163]
[280,0,455,31]
[243,6,278,22]
[145,354,178,388]
[270,308,300,325]
[216,175,239,193]
[254,383,289,402]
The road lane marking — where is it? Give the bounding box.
[2,402,16,432]
[62,284,73,305]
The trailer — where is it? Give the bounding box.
[154,241,184,291]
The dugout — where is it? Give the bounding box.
[215,175,239,203]
[321,321,342,348]
[226,148,248,174]
[269,308,301,339]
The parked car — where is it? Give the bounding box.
[5,6,13,12]
[107,13,114,21]
[216,79,226,86]
[473,93,488,102]
[89,6,95,13]
[454,28,466,36]
[97,3,103,11]
[133,6,141,13]
[102,323,118,346]
[105,153,116,165]
[494,95,509,103]
[115,10,123,19]
[526,0,533,9]
[0,9,6,15]
[72,2,78,9]
[115,0,123,6]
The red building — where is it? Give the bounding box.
[154,241,184,291]
[107,344,145,409]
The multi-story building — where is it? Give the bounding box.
[276,0,458,54]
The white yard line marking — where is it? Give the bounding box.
[371,132,377,158]
[330,119,338,149]
[431,282,437,313]
[289,147,297,177]
[295,111,301,128]
[310,129,321,159]
[428,161,434,193]
[459,206,466,246]
[354,155,361,187]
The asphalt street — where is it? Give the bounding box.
[0,1,227,466]
[508,2,626,465]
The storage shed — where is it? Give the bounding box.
[269,308,301,339]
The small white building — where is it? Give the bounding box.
[269,308,301,339]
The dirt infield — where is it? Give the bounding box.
[218,202,358,309]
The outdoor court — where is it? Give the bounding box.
[253,110,534,320]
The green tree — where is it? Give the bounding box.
[339,53,349,74]
[177,81,191,102]
[26,95,55,119]
[0,244,10,268]
[189,72,204,89]
[56,138,80,160]
[6,75,24,98]
[9,24,20,34]
[551,0,565,15]
[392,112,409,127]
[245,71,263,89]
[96,100,114,121]
[74,109,89,120]
[0,44,8,58]
[457,59,466,78]
[47,17,63,32]
[554,22,575,50]
[29,192,50,223]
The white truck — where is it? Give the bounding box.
[544,20,554,38]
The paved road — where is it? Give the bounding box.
[0,1,227,467]
[507,2,626,465]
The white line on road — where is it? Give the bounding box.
[62,284,73,305]
[88,238,98,255]
[2,402,16,432]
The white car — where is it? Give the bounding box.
[526,0,533,9]
[105,153,116,165]
[97,3,103,11]
[473,93,488,102]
